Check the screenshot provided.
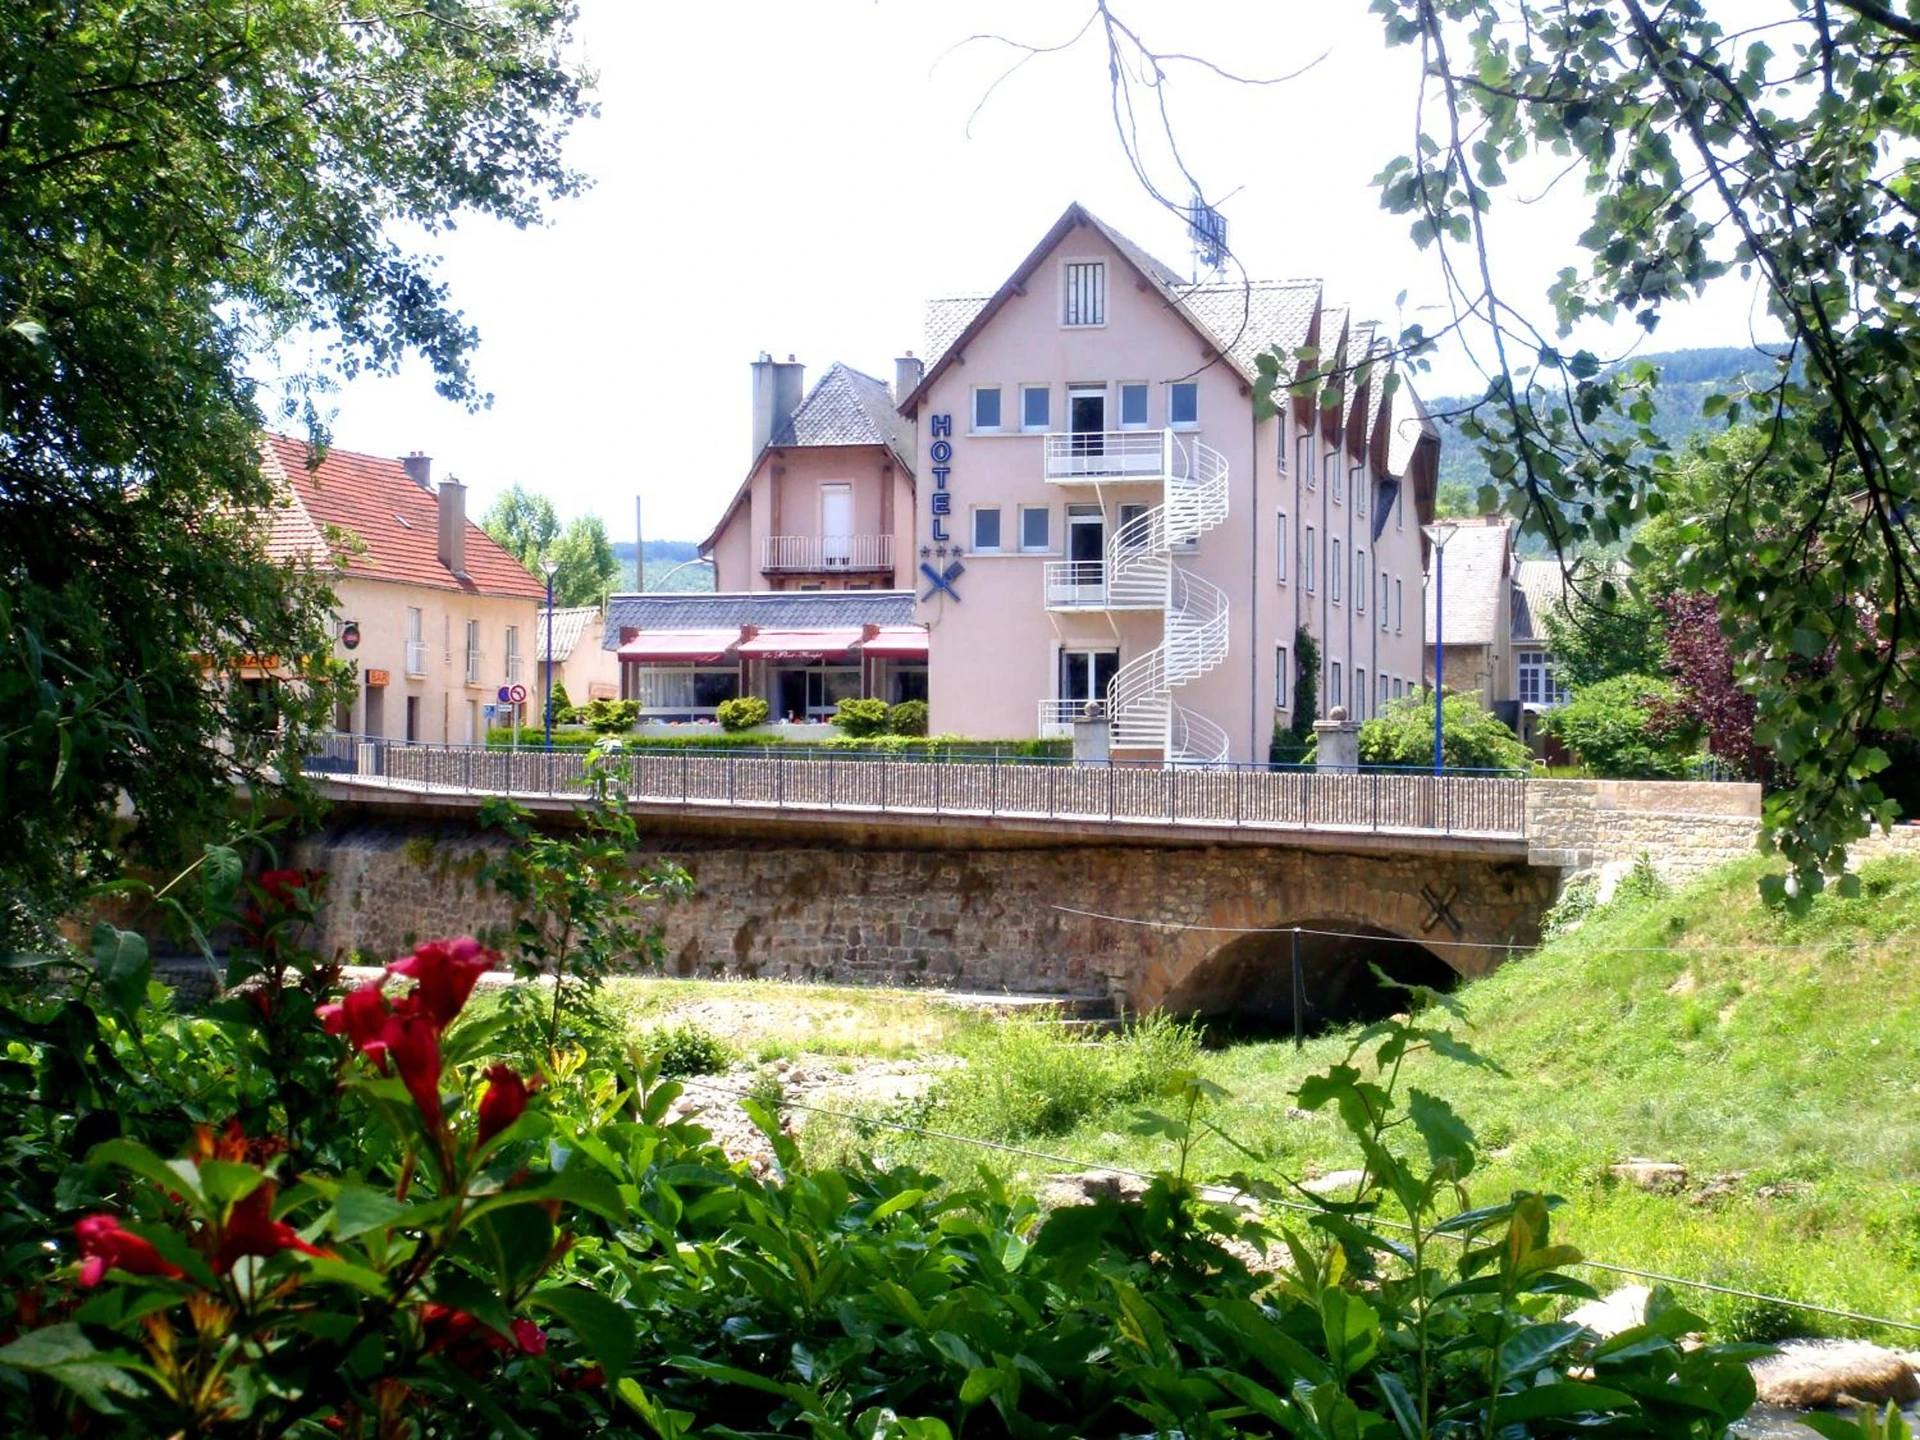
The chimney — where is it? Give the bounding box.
[436,476,468,577]
[894,351,923,406]
[750,351,806,459]
[402,451,432,489]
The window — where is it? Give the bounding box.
[1328,447,1342,502]
[1063,261,1106,326]
[1275,644,1289,709]
[1331,537,1343,602]
[1381,573,1390,628]
[463,619,481,685]
[405,607,426,676]
[1354,466,1367,517]
[972,506,1003,552]
[1305,525,1317,592]
[1355,668,1366,721]
[505,625,521,684]
[1019,505,1051,552]
[635,666,742,714]
[1274,511,1288,582]
[1395,578,1404,632]
[1379,672,1390,710]
[972,386,1002,432]
[1060,648,1120,708]
[1519,652,1573,708]
[1021,384,1051,432]
[1355,547,1367,612]
[1331,660,1344,710]
[1169,382,1199,428]
[1299,434,1315,489]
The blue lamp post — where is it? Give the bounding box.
[541,557,559,751]
[1422,523,1457,775]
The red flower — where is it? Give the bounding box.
[511,1318,546,1356]
[317,979,393,1069]
[214,1186,332,1273]
[387,937,495,1028]
[74,1214,183,1287]
[476,1065,529,1146]
[385,1009,445,1128]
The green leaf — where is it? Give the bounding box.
[866,1188,926,1225]
[958,1368,1005,1404]
[90,923,149,1015]
[1490,1381,1635,1423]
[1407,1088,1476,1175]
[1375,1371,1421,1440]
[89,1138,204,1209]
[530,1285,636,1372]
[0,1324,145,1414]
[201,844,243,914]
[331,1185,413,1241]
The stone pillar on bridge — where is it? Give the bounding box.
[1073,705,1110,765]
[1314,706,1360,771]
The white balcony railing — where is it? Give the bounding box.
[1042,561,1107,609]
[761,533,895,572]
[1042,429,1175,483]
[505,655,524,684]
[405,640,429,676]
[1038,697,1103,738]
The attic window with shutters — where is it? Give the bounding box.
[1063,262,1106,327]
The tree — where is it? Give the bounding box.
[480,483,562,574]
[1020,1,1920,893]
[549,514,621,608]
[1540,578,1666,691]
[1358,690,1531,772]
[0,2,590,943]
[1658,593,1765,783]
[1542,673,1702,779]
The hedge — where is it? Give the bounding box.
[481,728,1070,759]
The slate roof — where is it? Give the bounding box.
[772,362,914,466]
[924,297,990,368]
[1511,557,1630,644]
[536,605,599,663]
[603,590,916,649]
[1182,280,1322,379]
[257,435,547,600]
[1424,517,1514,647]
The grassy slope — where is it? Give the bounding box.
[811,854,1920,1340]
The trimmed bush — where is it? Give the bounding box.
[548,680,572,716]
[580,697,640,734]
[1358,689,1531,771]
[887,699,929,736]
[715,695,770,732]
[1543,672,1701,778]
[831,696,891,738]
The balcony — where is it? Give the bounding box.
[1042,429,1176,484]
[761,533,895,574]
[1042,560,1163,611]
[1039,697,1103,738]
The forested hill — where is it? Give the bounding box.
[1428,346,1783,536]
[611,539,715,592]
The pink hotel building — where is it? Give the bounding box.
[621,203,1438,761]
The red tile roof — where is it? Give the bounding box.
[258,435,547,601]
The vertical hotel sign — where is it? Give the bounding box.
[919,413,963,601]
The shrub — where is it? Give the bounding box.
[548,679,572,716]
[715,695,770,732]
[1358,688,1531,771]
[580,697,640,734]
[831,696,891,738]
[1544,672,1702,778]
[886,699,929,736]
[649,1020,731,1077]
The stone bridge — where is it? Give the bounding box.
[292,745,1761,1023]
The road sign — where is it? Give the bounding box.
[496,686,512,703]
[508,684,528,705]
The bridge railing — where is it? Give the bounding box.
[304,738,1528,841]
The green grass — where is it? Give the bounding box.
[789,855,1920,1343]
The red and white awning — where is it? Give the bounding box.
[734,628,865,660]
[857,626,930,660]
[616,630,739,663]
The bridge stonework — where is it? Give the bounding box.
[291,777,1760,1016]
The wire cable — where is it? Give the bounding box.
[670,1073,1920,1336]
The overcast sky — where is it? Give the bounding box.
[298,0,1779,546]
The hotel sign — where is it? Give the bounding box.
[920,412,964,602]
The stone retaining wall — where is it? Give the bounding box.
[1526,779,1763,885]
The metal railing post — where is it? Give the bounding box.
[1047,761,1056,819]
[828,754,836,809]
[990,759,998,816]
[935,759,944,814]
[1372,770,1380,831]
[1233,764,1242,826]
[776,753,785,808]
[726,751,735,804]
[1108,760,1116,822]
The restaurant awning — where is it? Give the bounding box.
[616,630,739,663]
[857,626,930,660]
[734,628,865,660]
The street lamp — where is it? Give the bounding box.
[541,557,559,751]
[1421,523,1458,775]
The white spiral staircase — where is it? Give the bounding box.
[1104,438,1231,763]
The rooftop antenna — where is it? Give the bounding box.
[1188,195,1228,283]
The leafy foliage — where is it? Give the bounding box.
[1273,627,1321,764]
[1543,673,1702,779]
[887,699,930,736]
[831,697,893,738]
[1358,689,1531,771]
[715,696,770,732]
[1658,593,1767,783]
[0,0,590,945]
[483,489,619,607]
[646,1021,732,1079]
[1541,576,1667,691]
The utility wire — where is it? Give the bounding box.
[671,1074,1920,1336]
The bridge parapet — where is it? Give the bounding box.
[1526,778,1762,884]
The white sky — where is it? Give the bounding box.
[300,0,1779,545]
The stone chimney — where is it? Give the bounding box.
[402,451,432,489]
[750,352,806,459]
[436,476,468,578]
[894,352,923,406]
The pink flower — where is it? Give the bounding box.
[214,1186,333,1274]
[385,1009,445,1128]
[387,937,496,1028]
[317,980,392,1068]
[475,1065,529,1146]
[511,1318,547,1356]
[74,1214,183,1287]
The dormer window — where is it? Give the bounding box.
[1063,262,1105,327]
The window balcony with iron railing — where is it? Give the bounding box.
[1042,429,1177,483]
[405,640,429,677]
[761,533,895,573]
